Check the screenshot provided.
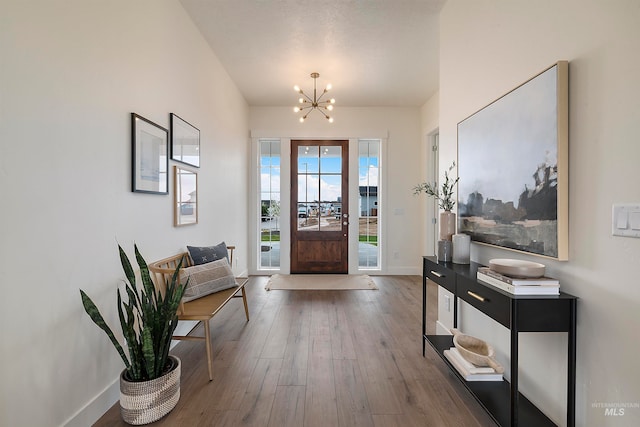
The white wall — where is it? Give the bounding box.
[0,1,249,426]
[439,1,640,426]
[420,91,440,257]
[250,106,424,275]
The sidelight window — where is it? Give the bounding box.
[259,139,281,268]
[359,139,380,269]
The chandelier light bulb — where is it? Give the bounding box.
[330,98,336,104]
[299,98,304,104]
[326,83,332,91]
[294,106,300,113]
[299,117,305,123]
[327,105,333,111]
[328,117,334,123]
[293,85,300,92]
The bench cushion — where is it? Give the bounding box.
[179,258,237,302]
[187,242,229,265]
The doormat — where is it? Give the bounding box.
[265,274,378,291]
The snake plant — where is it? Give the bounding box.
[80,245,186,381]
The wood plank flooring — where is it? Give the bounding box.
[93,276,497,427]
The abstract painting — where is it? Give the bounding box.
[457,61,568,260]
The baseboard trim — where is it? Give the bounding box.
[64,378,119,427]
[436,320,453,335]
[374,266,422,275]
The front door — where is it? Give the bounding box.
[291,140,348,273]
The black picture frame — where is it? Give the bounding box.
[131,113,169,194]
[170,113,200,168]
[457,61,569,260]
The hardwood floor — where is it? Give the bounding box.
[94,276,497,427]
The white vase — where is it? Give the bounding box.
[439,211,456,241]
[452,233,471,264]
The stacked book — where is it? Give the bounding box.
[443,347,503,381]
[477,267,560,295]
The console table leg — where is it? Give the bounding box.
[511,302,519,426]
[422,261,427,357]
[568,299,577,427]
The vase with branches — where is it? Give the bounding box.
[414,162,460,246]
[413,161,459,212]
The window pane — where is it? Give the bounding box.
[297,203,319,231]
[320,146,341,173]
[298,146,319,173]
[269,168,280,188]
[320,174,341,205]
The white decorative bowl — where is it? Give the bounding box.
[488,258,545,278]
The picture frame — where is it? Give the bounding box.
[170,113,200,168]
[132,113,169,194]
[174,166,198,226]
[457,61,568,260]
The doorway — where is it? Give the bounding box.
[290,140,348,273]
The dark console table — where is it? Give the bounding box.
[422,256,577,427]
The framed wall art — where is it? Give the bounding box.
[170,113,200,168]
[457,61,568,260]
[174,166,198,226]
[131,113,169,194]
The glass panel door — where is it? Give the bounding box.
[291,140,348,273]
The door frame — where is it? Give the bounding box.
[251,136,386,276]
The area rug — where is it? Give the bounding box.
[265,274,377,291]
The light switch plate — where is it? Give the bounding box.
[612,204,640,238]
[630,212,640,230]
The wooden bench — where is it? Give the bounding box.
[148,246,249,381]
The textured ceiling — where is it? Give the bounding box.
[180,0,445,107]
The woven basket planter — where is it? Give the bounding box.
[119,356,181,425]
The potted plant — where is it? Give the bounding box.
[413,161,460,241]
[80,244,186,425]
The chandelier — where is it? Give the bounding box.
[293,72,335,123]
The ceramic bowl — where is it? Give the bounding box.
[488,258,545,278]
[451,329,504,374]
